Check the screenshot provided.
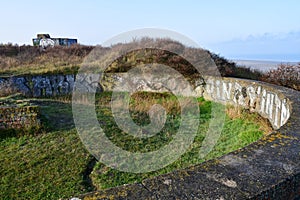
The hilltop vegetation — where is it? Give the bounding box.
[0,39,258,78]
[0,43,95,75]
[0,39,299,91]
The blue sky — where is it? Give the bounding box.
[1,0,300,61]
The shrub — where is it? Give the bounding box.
[261,64,300,91]
[210,53,263,80]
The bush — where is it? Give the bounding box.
[261,64,300,91]
[210,53,263,80]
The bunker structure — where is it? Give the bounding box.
[32,34,77,49]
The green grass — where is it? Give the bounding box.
[90,92,268,190]
[0,130,93,200]
[0,92,271,199]
[0,101,94,200]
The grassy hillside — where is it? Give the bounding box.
[0,44,95,75]
[0,39,262,80]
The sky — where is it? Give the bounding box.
[1,0,300,61]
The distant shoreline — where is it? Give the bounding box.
[232,59,298,72]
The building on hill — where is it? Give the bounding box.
[32,34,77,49]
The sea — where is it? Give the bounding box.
[232,60,299,73]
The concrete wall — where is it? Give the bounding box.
[0,74,291,130]
[76,73,291,130]
[203,77,291,130]
[0,75,75,97]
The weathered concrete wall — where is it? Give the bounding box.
[76,73,291,130]
[0,75,75,97]
[0,74,291,130]
[203,77,291,130]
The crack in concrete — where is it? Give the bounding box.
[140,182,160,200]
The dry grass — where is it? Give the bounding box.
[0,44,94,75]
[226,105,273,135]
[0,39,260,78]
[97,92,273,136]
